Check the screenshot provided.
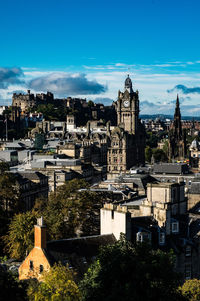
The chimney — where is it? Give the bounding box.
[34,217,46,249]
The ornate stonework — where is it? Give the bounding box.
[107,76,145,178]
[169,95,187,161]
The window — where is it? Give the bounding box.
[39,265,44,273]
[185,246,191,257]
[185,264,191,279]
[30,260,33,270]
[82,257,87,264]
[172,189,176,201]
[159,232,165,245]
[136,232,151,243]
[171,222,179,233]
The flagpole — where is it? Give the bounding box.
[5,114,8,141]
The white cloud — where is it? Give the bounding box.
[0,62,200,117]
[28,72,107,96]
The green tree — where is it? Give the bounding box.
[80,236,184,301]
[37,179,103,240]
[146,131,158,148]
[88,100,94,107]
[2,179,102,259]
[0,162,9,174]
[27,263,80,301]
[145,146,152,162]
[34,133,45,150]
[0,173,20,216]
[180,279,200,300]
[162,139,169,155]
[152,148,168,162]
[3,211,37,260]
[36,103,68,121]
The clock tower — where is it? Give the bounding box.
[116,75,139,134]
[107,75,145,178]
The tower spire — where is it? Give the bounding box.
[173,94,182,140]
[176,94,179,107]
[124,74,133,93]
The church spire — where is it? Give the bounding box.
[176,94,180,108]
[173,94,182,139]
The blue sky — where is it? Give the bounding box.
[1,0,200,115]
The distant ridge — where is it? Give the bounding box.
[140,114,200,121]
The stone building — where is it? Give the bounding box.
[14,171,49,210]
[23,76,145,181]
[12,91,57,113]
[189,139,200,168]
[169,95,187,161]
[107,76,145,179]
[18,179,200,281]
[12,90,36,113]
[140,182,186,234]
[101,182,200,280]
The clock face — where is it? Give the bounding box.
[123,100,130,108]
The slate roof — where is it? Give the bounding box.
[45,234,116,276]
[119,174,155,190]
[153,163,189,174]
[189,181,200,194]
[14,171,46,182]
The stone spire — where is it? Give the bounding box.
[173,94,182,139]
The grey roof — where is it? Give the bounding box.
[120,174,155,189]
[13,171,47,181]
[31,158,81,168]
[0,150,17,153]
[5,142,25,148]
[153,163,189,174]
[189,181,200,194]
[45,234,116,275]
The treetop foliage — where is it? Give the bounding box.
[80,235,184,301]
[3,211,37,260]
[180,279,200,301]
[4,179,103,259]
[27,263,81,301]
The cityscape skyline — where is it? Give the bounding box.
[1,0,200,115]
